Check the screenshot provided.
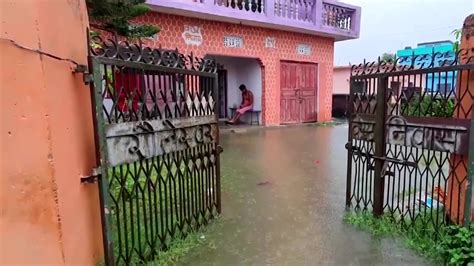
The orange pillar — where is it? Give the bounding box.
[0,0,103,264]
[446,14,474,225]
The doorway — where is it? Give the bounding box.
[207,55,262,123]
[280,61,318,124]
[217,69,228,119]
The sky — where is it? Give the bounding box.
[334,0,474,66]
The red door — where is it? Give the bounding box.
[280,62,299,124]
[280,62,317,124]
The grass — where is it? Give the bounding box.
[146,223,219,266]
[344,211,442,260]
[344,211,474,265]
[104,152,220,265]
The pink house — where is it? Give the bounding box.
[132,0,361,125]
[332,65,351,117]
[331,65,428,117]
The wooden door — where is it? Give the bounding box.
[280,62,317,124]
[280,62,299,124]
[298,64,317,122]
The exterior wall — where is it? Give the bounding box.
[136,12,335,125]
[333,67,351,94]
[397,41,456,92]
[0,0,103,264]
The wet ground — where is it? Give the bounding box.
[179,124,428,265]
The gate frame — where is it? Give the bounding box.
[86,36,221,265]
[345,49,474,226]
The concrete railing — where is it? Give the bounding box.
[322,1,356,31]
[214,0,265,14]
[272,0,316,24]
[148,0,361,40]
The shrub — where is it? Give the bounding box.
[438,224,474,266]
[401,96,455,118]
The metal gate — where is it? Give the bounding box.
[86,37,221,265]
[345,49,474,235]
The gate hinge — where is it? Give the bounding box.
[72,64,92,85]
[81,167,102,184]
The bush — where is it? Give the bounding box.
[438,224,474,266]
[401,96,455,118]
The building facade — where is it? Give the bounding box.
[332,65,351,117]
[396,40,456,94]
[133,0,361,125]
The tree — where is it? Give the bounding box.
[451,29,461,52]
[86,0,160,39]
[380,52,396,63]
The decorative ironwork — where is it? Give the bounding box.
[90,36,218,73]
[88,38,221,265]
[346,55,474,238]
[351,48,474,76]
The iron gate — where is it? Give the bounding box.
[87,37,221,265]
[346,49,474,236]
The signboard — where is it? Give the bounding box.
[105,116,217,166]
[351,114,471,155]
[297,44,312,55]
[224,36,243,48]
[182,25,203,46]
[265,37,276,48]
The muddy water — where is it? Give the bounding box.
[179,125,428,265]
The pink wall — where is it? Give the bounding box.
[333,67,351,95]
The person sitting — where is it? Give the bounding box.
[227,84,253,124]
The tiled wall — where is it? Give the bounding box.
[136,12,335,125]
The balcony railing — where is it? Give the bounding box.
[215,0,265,13]
[322,2,354,31]
[274,0,316,23]
[149,0,360,40]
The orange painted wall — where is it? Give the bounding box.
[134,12,335,125]
[446,14,474,223]
[0,0,103,264]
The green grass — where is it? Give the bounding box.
[146,223,219,266]
[344,211,474,265]
[105,156,219,265]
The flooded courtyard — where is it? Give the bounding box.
[178,125,428,265]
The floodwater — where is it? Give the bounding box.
[179,125,428,265]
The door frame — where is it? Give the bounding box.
[279,60,319,124]
[217,68,228,119]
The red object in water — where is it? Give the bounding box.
[315,160,320,165]
[114,71,142,113]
